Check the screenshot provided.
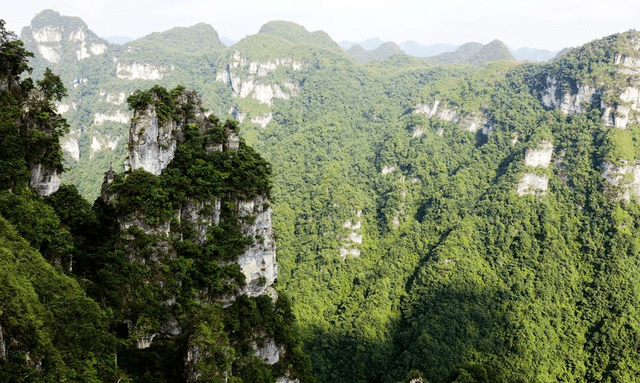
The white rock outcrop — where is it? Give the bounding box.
[339,212,362,258]
[414,99,490,133]
[540,36,640,129]
[33,26,62,43]
[236,195,277,296]
[541,76,599,115]
[251,339,284,365]
[216,51,304,105]
[61,135,80,161]
[251,113,273,128]
[516,173,548,196]
[94,110,130,125]
[127,105,180,175]
[524,141,554,168]
[601,161,640,202]
[37,45,61,64]
[117,62,166,80]
[382,165,396,175]
[29,164,61,197]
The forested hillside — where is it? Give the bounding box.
[9,8,640,383]
[0,19,311,382]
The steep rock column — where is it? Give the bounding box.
[126,104,180,175]
[236,194,277,297]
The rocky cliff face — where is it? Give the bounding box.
[216,50,304,127]
[21,10,108,65]
[125,103,182,175]
[414,99,491,134]
[535,32,640,200]
[101,88,285,376]
[29,164,61,197]
[236,195,277,296]
[538,33,640,130]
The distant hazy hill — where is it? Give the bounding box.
[428,40,515,64]
[347,41,406,63]
[220,36,237,46]
[512,47,558,61]
[101,35,133,45]
[339,37,384,51]
[400,41,459,57]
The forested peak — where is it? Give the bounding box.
[465,39,515,64]
[453,42,484,57]
[257,20,340,50]
[347,40,407,63]
[22,9,106,45]
[549,30,640,70]
[132,22,225,52]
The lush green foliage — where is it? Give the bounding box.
[1,22,310,382]
[17,11,640,383]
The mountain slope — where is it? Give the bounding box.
[15,10,640,382]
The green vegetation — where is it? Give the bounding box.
[347,41,407,63]
[15,11,640,383]
[1,20,310,382]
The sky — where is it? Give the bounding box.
[4,0,640,51]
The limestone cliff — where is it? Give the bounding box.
[96,86,298,380]
[413,99,491,134]
[216,50,304,128]
[20,9,108,65]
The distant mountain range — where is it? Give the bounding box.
[340,38,560,62]
[100,36,133,45]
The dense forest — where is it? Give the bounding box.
[0,19,311,382]
[5,8,640,383]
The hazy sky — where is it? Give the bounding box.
[4,0,640,51]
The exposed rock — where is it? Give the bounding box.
[516,173,548,196]
[127,104,181,175]
[539,36,640,128]
[117,62,166,80]
[0,325,5,360]
[33,26,62,43]
[36,44,61,64]
[382,165,396,175]
[524,141,554,168]
[254,84,274,105]
[414,100,490,133]
[29,164,61,197]
[512,132,520,146]
[412,127,426,138]
[251,339,284,365]
[136,334,157,349]
[105,92,126,105]
[340,213,362,258]
[61,130,81,161]
[277,375,301,383]
[236,195,277,296]
[540,76,599,115]
[459,113,489,133]
[339,247,361,258]
[94,110,130,124]
[180,198,221,245]
[252,113,273,128]
[601,161,640,202]
[216,51,304,106]
[602,86,640,129]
